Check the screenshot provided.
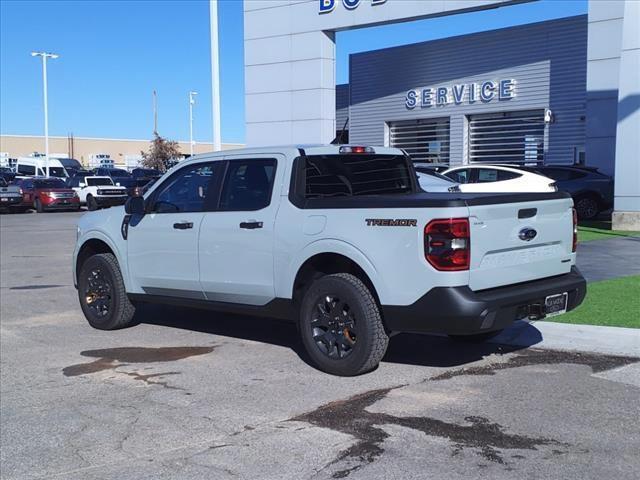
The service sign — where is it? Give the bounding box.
[320,0,387,14]
[405,79,516,109]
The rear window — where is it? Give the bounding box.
[477,169,521,183]
[304,154,413,197]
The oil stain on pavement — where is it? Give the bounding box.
[62,346,215,389]
[292,348,639,478]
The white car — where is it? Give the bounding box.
[73,145,585,376]
[443,165,557,193]
[413,163,460,192]
[68,176,128,210]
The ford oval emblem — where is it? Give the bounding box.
[519,227,537,241]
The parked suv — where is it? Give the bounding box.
[68,176,128,210]
[519,166,613,220]
[16,177,80,212]
[74,145,585,376]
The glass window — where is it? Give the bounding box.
[477,169,499,183]
[219,159,276,211]
[305,154,412,197]
[497,170,522,181]
[17,164,35,175]
[153,163,217,213]
[87,178,114,187]
[34,178,66,189]
[446,169,471,184]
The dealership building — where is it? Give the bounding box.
[244,0,639,229]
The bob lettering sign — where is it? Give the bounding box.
[405,79,516,109]
[319,0,387,14]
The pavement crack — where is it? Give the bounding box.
[292,385,567,478]
[431,348,639,381]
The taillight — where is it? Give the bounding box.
[572,208,578,252]
[424,218,470,271]
[339,146,374,154]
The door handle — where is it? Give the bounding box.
[173,222,193,230]
[239,221,263,230]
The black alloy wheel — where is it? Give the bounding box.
[78,253,136,330]
[575,195,599,220]
[300,273,388,376]
[311,294,358,360]
[83,267,114,320]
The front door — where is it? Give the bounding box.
[127,161,221,298]
[198,156,282,305]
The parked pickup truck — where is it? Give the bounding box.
[0,177,25,212]
[73,145,586,376]
[69,176,128,210]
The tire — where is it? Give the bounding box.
[87,195,98,211]
[299,273,389,376]
[34,198,44,213]
[575,195,599,220]
[78,253,136,330]
[449,330,503,343]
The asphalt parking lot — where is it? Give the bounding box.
[1,211,639,480]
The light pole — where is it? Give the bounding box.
[209,0,221,151]
[31,51,59,177]
[189,91,198,156]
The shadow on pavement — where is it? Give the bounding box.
[136,303,543,370]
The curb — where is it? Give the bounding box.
[490,320,640,358]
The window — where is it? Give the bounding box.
[17,164,35,176]
[219,159,276,211]
[468,110,545,164]
[389,118,450,164]
[152,163,217,213]
[305,154,412,197]
[34,178,66,189]
[476,168,521,183]
[446,169,471,184]
[87,178,114,187]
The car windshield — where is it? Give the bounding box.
[47,167,68,178]
[415,168,456,183]
[34,179,66,189]
[134,168,160,177]
[87,178,114,186]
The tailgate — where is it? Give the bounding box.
[468,197,574,291]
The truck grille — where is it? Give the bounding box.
[98,189,126,196]
[50,192,75,199]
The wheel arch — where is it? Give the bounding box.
[74,232,128,290]
[287,242,386,306]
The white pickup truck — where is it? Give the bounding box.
[73,145,586,375]
[69,176,128,210]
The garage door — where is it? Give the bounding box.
[389,118,450,164]
[468,109,545,164]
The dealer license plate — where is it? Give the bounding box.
[545,292,568,317]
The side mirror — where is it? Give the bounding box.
[116,182,121,186]
[79,182,86,187]
[125,196,145,215]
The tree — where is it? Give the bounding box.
[140,134,182,172]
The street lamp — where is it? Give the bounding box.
[189,91,198,156]
[31,51,59,177]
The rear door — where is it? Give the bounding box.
[127,161,222,297]
[467,196,575,291]
[198,155,282,305]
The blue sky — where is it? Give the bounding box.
[0,0,586,144]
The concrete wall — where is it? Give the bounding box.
[585,0,625,176]
[0,135,243,167]
[612,0,640,227]
[243,0,527,146]
[348,16,587,166]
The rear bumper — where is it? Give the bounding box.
[382,267,586,335]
